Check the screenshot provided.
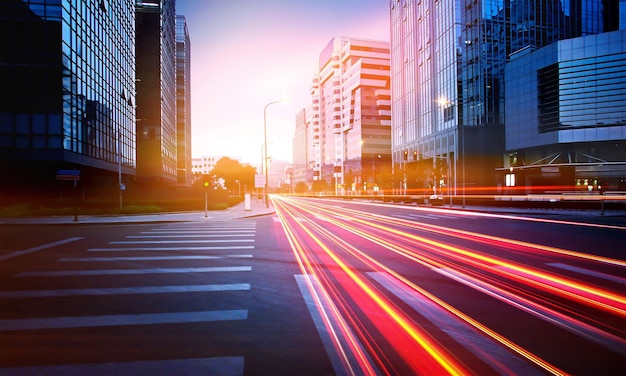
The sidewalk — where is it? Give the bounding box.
[1,198,623,226]
[0,198,276,226]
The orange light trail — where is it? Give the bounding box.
[271,195,625,375]
[280,197,625,317]
[274,197,470,375]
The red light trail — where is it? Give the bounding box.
[272,195,625,375]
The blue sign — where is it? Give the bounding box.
[57,169,80,175]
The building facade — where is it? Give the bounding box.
[390,0,623,195]
[505,30,626,191]
[0,0,136,198]
[292,107,309,186]
[390,0,466,195]
[176,15,192,186]
[135,0,177,185]
[192,156,222,176]
[310,37,391,193]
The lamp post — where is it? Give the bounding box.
[263,98,289,208]
[116,128,123,211]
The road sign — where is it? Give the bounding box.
[57,169,80,181]
[57,169,80,176]
[255,175,265,188]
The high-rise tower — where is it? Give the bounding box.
[135,0,177,184]
[175,14,192,186]
[310,37,391,193]
[0,0,136,198]
[390,0,623,194]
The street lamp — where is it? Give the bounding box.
[263,98,289,208]
[116,129,123,210]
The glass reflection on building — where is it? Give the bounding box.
[0,0,136,196]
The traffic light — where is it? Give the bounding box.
[403,150,408,161]
[204,181,209,188]
[413,151,418,160]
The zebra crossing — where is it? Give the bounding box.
[0,222,258,375]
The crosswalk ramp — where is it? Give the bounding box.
[0,222,257,375]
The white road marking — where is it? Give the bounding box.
[15,266,252,277]
[0,310,248,331]
[0,284,251,298]
[0,357,245,376]
[88,246,255,252]
[369,271,544,375]
[295,274,380,376]
[158,226,255,230]
[110,239,254,244]
[127,234,254,238]
[143,230,255,234]
[548,263,626,284]
[436,267,625,353]
[0,237,82,261]
[59,255,253,262]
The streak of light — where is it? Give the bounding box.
[272,195,625,374]
[317,197,626,231]
[436,267,626,353]
[301,198,626,267]
[274,198,470,375]
[274,197,568,374]
[275,203,380,376]
[278,198,625,317]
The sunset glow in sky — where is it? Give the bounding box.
[175,0,390,165]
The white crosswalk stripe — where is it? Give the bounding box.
[0,357,245,376]
[1,222,258,374]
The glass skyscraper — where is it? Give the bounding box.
[0,0,136,197]
[505,29,625,191]
[176,14,192,186]
[135,0,177,184]
[390,0,623,194]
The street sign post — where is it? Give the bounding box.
[56,169,80,181]
[254,175,265,189]
[56,169,80,221]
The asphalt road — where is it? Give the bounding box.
[1,197,625,375]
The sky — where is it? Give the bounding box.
[175,0,390,166]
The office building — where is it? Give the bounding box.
[135,0,177,185]
[505,30,626,191]
[390,0,622,194]
[192,155,222,176]
[310,37,391,193]
[176,14,192,186]
[0,0,136,198]
[292,107,310,186]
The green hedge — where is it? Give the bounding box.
[0,196,243,217]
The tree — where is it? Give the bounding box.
[311,179,328,193]
[376,164,394,193]
[294,182,308,194]
[210,157,256,195]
